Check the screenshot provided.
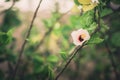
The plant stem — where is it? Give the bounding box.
[54,7,101,80]
[34,10,70,51]
[11,0,43,79]
[55,45,84,80]
[91,9,101,36]
[105,42,120,80]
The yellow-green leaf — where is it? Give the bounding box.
[78,0,91,4]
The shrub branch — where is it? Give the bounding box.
[105,42,120,80]
[34,10,70,50]
[54,8,101,80]
[11,0,43,79]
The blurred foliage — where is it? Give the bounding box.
[0,10,21,32]
[0,0,120,80]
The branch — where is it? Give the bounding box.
[11,0,43,79]
[54,8,101,80]
[91,9,101,36]
[104,42,120,80]
[34,10,70,51]
[0,0,16,15]
[96,5,120,79]
[55,45,84,80]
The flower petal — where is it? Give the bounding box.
[71,28,90,46]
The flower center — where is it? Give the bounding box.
[78,34,86,42]
[79,35,84,42]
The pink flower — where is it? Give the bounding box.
[71,28,90,46]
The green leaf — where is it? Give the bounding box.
[87,22,97,33]
[87,35,104,44]
[7,28,14,36]
[0,70,4,80]
[33,55,44,73]
[1,10,21,32]
[48,66,54,80]
[47,55,58,63]
[42,12,60,28]
[101,8,113,17]
[6,53,16,63]
[110,32,120,47]
[33,55,44,64]
[74,0,80,5]
[0,30,12,45]
[60,52,67,61]
[43,19,53,28]
[69,11,94,29]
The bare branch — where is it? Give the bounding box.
[10,0,43,80]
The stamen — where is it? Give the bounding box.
[79,35,84,42]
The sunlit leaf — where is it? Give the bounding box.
[101,8,113,17]
[60,52,67,61]
[47,55,59,63]
[87,22,97,33]
[74,0,80,5]
[71,5,81,13]
[82,4,97,12]
[0,30,12,45]
[87,35,104,44]
[48,66,54,80]
[78,0,91,4]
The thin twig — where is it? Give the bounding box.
[0,0,16,15]
[54,8,101,80]
[34,26,54,50]
[11,0,43,80]
[55,45,84,80]
[91,9,101,36]
[97,5,120,79]
[74,49,82,80]
[96,5,120,79]
[105,42,120,80]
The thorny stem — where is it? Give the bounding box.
[54,8,101,80]
[11,0,43,80]
[0,0,16,15]
[105,42,120,80]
